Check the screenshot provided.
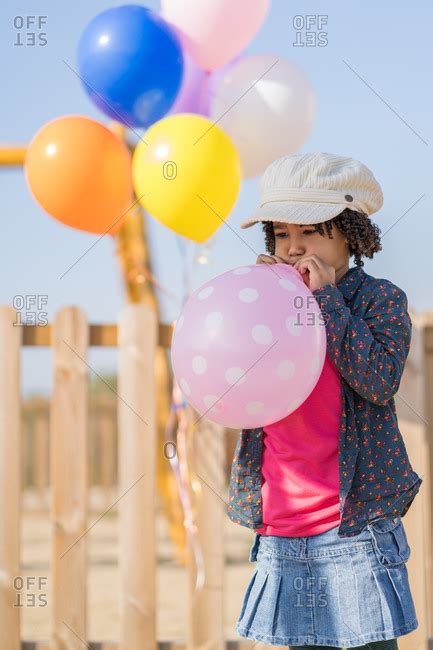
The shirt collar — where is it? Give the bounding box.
[336,265,366,301]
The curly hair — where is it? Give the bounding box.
[261,208,382,268]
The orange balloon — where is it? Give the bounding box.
[24,115,133,235]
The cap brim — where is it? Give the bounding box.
[239,201,351,229]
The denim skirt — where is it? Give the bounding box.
[236,515,418,648]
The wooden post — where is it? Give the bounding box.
[50,307,89,649]
[188,411,226,650]
[34,401,49,507]
[397,311,433,650]
[118,304,157,650]
[0,306,22,650]
[99,396,116,504]
[422,315,433,650]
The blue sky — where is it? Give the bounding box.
[1,0,432,396]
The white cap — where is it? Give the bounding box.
[240,151,384,229]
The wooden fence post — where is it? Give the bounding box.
[0,306,22,650]
[188,410,226,650]
[50,307,89,649]
[397,311,433,650]
[34,401,49,506]
[118,304,157,650]
[99,396,116,504]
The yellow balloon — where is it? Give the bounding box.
[132,113,242,243]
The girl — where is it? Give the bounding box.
[228,152,423,649]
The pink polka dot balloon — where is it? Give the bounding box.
[170,263,326,429]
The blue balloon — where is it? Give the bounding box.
[77,5,184,128]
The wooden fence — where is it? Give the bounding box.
[21,396,238,509]
[22,394,117,508]
[0,303,432,650]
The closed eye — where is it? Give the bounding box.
[275,230,316,238]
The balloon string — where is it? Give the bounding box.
[164,378,205,593]
[169,233,218,591]
[170,234,206,591]
[175,234,195,308]
[177,386,206,593]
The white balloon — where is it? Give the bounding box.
[209,54,316,178]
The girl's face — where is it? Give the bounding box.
[272,221,350,275]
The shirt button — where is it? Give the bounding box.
[344,194,353,202]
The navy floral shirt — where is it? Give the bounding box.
[227,265,423,537]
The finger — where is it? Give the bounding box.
[295,256,312,267]
[299,255,326,269]
[298,258,320,271]
[294,257,309,269]
[257,255,277,264]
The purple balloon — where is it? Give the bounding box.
[201,53,244,109]
[161,20,211,116]
[168,49,212,116]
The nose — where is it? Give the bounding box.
[287,238,305,263]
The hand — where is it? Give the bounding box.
[256,254,289,265]
[293,255,336,291]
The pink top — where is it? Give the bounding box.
[255,353,342,537]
